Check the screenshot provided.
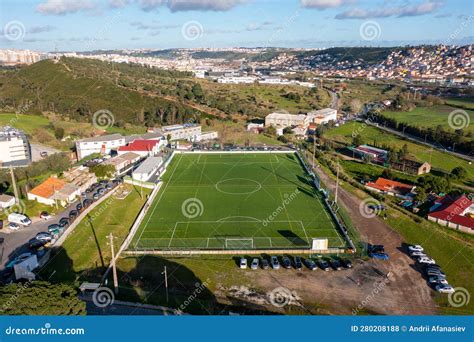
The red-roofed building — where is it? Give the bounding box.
[117,140,162,157]
[365,177,415,199]
[428,195,474,234]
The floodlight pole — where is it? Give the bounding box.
[335,162,339,204]
[108,233,119,294]
[9,165,19,205]
[162,266,169,303]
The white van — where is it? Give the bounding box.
[8,213,32,226]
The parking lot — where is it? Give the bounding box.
[0,178,121,276]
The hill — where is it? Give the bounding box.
[0,57,208,127]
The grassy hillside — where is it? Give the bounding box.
[0,58,207,127]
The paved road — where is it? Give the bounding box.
[30,143,61,162]
[0,181,117,272]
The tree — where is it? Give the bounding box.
[381,168,393,179]
[0,281,85,315]
[414,187,428,202]
[352,134,363,147]
[54,127,65,140]
[90,164,116,179]
[451,166,467,180]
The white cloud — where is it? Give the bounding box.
[335,0,443,19]
[301,0,353,10]
[138,0,245,12]
[36,0,96,15]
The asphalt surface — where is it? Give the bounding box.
[0,180,118,273]
[30,143,61,162]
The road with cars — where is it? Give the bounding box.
[0,179,120,274]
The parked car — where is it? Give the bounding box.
[76,203,83,212]
[83,199,93,208]
[341,259,353,268]
[28,238,47,250]
[251,258,259,270]
[435,284,455,294]
[368,244,384,253]
[417,256,436,264]
[271,256,280,270]
[293,256,303,270]
[8,213,31,226]
[8,222,20,230]
[369,252,389,260]
[7,253,32,267]
[304,258,317,270]
[59,217,70,228]
[97,188,105,195]
[69,210,78,220]
[40,211,52,220]
[428,276,447,284]
[408,244,424,252]
[40,151,48,158]
[281,256,291,269]
[35,232,52,242]
[106,183,113,190]
[410,251,426,258]
[47,224,61,232]
[92,193,100,200]
[318,259,330,271]
[426,269,446,278]
[239,257,247,269]
[261,258,270,270]
[330,259,342,270]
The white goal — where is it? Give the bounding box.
[224,238,254,249]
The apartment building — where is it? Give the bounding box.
[0,126,31,167]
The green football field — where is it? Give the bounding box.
[131,153,344,250]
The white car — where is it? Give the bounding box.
[8,222,20,230]
[410,251,426,257]
[250,258,259,270]
[408,245,424,252]
[239,258,247,269]
[436,284,455,294]
[418,256,436,264]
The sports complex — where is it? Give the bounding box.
[128,152,353,253]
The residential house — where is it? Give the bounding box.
[428,195,474,235]
[365,177,415,199]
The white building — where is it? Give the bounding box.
[0,194,15,209]
[162,124,202,141]
[196,131,218,142]
[0,127,31,167]
[132,156,163,182]
[76,134,125,160]
[265,113,309,128]
[307,108,337,125]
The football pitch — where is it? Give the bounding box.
[131,153,345,251]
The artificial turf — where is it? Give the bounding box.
[131,153,344,250]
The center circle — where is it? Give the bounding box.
[215,178,262,195]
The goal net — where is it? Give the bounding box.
[225,238,254,249]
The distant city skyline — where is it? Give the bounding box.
[0,0,473,52]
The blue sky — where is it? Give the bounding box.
[0,0,472,51]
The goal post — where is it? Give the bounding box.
[224,238,254,249]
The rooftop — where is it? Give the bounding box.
[133,156,163,174]
[77,133,124,143]
[366,177,414,195]
[429,194,474,228]
[29,177,67,199]
[118,140,160,152]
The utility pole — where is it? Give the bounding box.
[312,134,316,169]
[162,266,169,303]
[108,234,119,294]
[335,162,339,204]
[9,165,19,205]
